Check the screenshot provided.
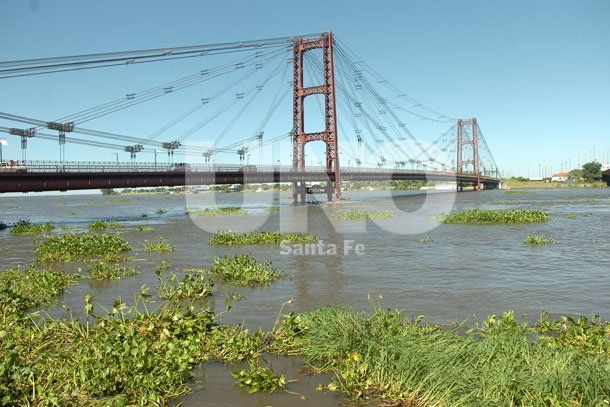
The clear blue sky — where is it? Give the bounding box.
[1,0,609,177]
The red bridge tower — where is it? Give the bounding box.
[292,32,341,203]
[456,118,480,191]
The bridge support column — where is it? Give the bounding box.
[292,32,341,203]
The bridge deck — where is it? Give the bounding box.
[0,162,500,193]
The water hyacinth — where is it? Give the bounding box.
[524,235,555,245]
[36,233,131,262]
[337,209,394,221]
[10,220,55,236]
[232,363,287,393]
[210,254,281,286]
[158,273,214,299]
[87,220,122,231]
[0,266,78,312]
[87,263,138,280]
[441,209,550,224]
[143,238,175,252]
[191,207,247,216]
[209,230,318,246]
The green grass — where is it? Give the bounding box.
[524,235,555,245]
[87,220,122,231]
[266,206,280,212]
[11,220,55,236]
[36,233,131,262]
[337,209,393,221]
[88,263,138,280]
[441,209,550,224]
[190,206,247,216]
[143,238,175,252]
[158,273,214,299]
[210,254,281,286]
[271,307,610,405]
[0,266,78,312]
[209,230,318,245]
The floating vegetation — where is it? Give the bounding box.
[88,220,122,230]
[11,220,55,236]
[143,238,175,252]
[566,213,592,219]
[158,273,214,299]
[232,363,287,394]
[419,236,431,243]
[488,199,519,205]
[137,225,155,232]
[209,230,318,246]
[0,266,78,311]
[191,206,248,216]
[270,306,610,405]
[36,233,131,262]
[524,235,555,245]
[337,209,394,221]
[108,198,133,204]
[0,221,7,230]
[156,209,167,215]
[88,263,138,280]
[441,209,550,224]
[210,254,281,286]
[86,201,100,206]
[267,206,280,212]
[157,261,172,271]
[505,190,535,195]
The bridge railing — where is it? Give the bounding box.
[0,160,498,179]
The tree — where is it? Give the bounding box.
[100,188,118,195]
[581,161,602,182]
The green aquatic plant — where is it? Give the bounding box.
[11,220,55,236]
[524,235,555,245]
[267,206,280,212]
[505,190,535,195]
[108,198,133,204]
[232,362,287,394]
[158,273,214,299]
[209,230,318,245]
[337,209,393,221]
[36,233,131,262]
[155,209,167,215]
[210,254,281,286]
[87,220,122,230]
[137,225,155,231]
[191,206,247,216]
[441,209,549,224]
[270,306,610,405]
[0,266,78,312]
[156,261,172,271]
[87,263,137,280]
[143,238,175,252]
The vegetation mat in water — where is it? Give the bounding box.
[209,254,281,286]
[441,209,549,224]
[36,233,131,262]
[209,230,318,245]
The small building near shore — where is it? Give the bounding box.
[551,172,569,182]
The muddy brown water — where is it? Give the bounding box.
[1,187,609,405]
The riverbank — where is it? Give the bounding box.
[502,178,606,189]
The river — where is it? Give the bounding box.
[1,187,609,405]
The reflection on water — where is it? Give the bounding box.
[1,187,609,405]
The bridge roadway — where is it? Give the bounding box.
[0,161,501,193]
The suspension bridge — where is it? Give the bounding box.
[0,32,501,200]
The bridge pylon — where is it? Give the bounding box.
[456,118,481,191]
[292,32,341,203]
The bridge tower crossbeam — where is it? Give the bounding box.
[292,32,341,203]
